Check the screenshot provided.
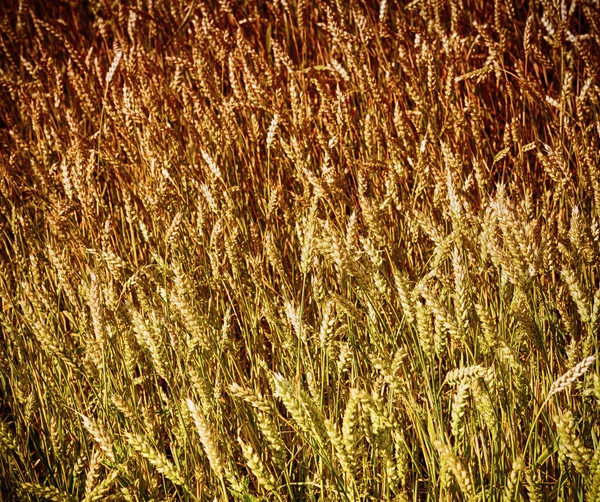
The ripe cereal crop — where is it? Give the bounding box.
[0,1,599,500]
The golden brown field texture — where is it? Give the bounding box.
[1,0,600,500]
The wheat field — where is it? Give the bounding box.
[0,0,599,500]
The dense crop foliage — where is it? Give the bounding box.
[1,0,600,500]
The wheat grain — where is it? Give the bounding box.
[19,482,73,502]
[554,410,592,475]
[125,432,187,487]
[81,415,114,462]
[0,420,18,454]
[588,448,600,502]
[433,439,476,501]
[238,435,277,492]
[562,269,592,323]
[525,467,544,502]
[272,373,328,447]
[549,356,596,397]
[186,398,225,479]
[415,301,435,359]
[451,380,470,440]
[83,468,119,502]
[501,455,523,502]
